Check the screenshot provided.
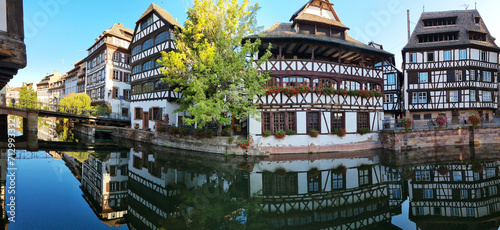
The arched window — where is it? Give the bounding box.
[143,82,153,93]
[143,39,154,50]
[282,77,310,87]
[132,85,142,94]
[155,31,169,44]
[154,80,168,91]
[142,61,154,71]
[312,78,337,90]
[132,65,142,74]
[266,77,280,87]
[132,45,142,55]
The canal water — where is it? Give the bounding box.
[1,121,500,229]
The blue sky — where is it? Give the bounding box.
[12,0,500,87]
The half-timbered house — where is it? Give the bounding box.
[403,10,500,124]
[129,4,182,131]
[81,152,129,223]
[84,23,133,118]
[245,0,394,152]
[0,0,26,90]
[408,160,500,229]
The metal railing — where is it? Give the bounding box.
[383,117,498,131]
[8,100,131,121]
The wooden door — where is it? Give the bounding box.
[143,112,149,130]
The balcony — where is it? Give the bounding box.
[405,60,498,71]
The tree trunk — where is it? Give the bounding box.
[217,122,223,136]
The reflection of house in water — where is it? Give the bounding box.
[250,154,406,229]
[81,152,129,226]
[408,160,500,230]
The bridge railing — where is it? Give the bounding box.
[9,100,130,121]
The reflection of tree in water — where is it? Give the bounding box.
[55,118,76,142]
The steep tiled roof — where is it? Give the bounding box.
[137,3,182,29]
[404,10,500,50]
[106,23,133,42]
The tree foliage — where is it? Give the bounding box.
[58,93,93,114]
[159,0,271,130]
[19,84,39,109]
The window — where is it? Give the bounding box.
[424,189,434,199]
[409,53,417,63]
[331,112,345,130]
[282,77,310,87]
[124,73,131,83]
[387,74,395,85]
[385,94,395,103]
[419,72,429,83]
[418,32,458,43]
[132,66,141,74]
[110,165,117,176]
[481,51,488,62]
[113,52,119,62]
[143,39,154,50]
[143,82,153,93]
[412,92,427,104]
[123,89,130,100]
[122,107,128,117]
[413,114,421,121]
[392,189,401,199]
[152,107,162,121]
[475,17,481,24]
[308,171,321,193]
[141,16,153,30]
[142,61,154,71]
[262,112,296,133]
[155,31,169,44]
[331,173,344,190]
[427,52,434,62]
[449,91,459,103]
[467,208,474,217]
[423,17,457,27]
[113,87,119,99]
[450,207,458,216]
[444,51,451,61]
[357,112,369,130]
[132,85,142,94]
[132,45,142,55]
[489,186,498,196]
[121,181,128,191]
[461,189,469,199]
[415,171,431,181]
[459,49,467,60]
[456,70,463,81]
[452,171,463,181]
[470,70,475,81]
[262,172,298,196]
[424,114,432,120]
[307,112,320,132]
[482,71,492,82]
[113,70,120,80]
[482,91,492,102]
[109,182,118,192]
[359,168,371,186]
[485,168,496,179]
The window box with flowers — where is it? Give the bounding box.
[332,128,346,137]
[332,164,347,175]
[357,128,370,135]
[275,168,287,176]
[308,129,319,137]
[237,140,252,149]
[286,129,296,135]
[262,130,271,137]
[274,130,286,139]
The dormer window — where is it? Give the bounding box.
[141,16,154,30]
[423,17,457,27]
[475,17,481,24]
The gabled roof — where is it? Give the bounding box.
[106,23,134,42]
[290,0,348,30]
[137,3,182,29]
[404,9,500,51]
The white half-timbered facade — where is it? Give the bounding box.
[84,23,133,118]
[408,161,500,229]
[246,0,393,151]
[130,4,183,131]
[403,10,500,123]
[81,152,129,222]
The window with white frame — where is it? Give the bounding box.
[387,74,395,85]
[385,94,394,103]
[424,189,433,199]
[113,52,119,62]
[485,168,496,179]
[444,51,451,61]
[451,207,459,216]
[449,91,459,102]
[415,171,431,181]
[392,189,401,199]
[489,186,498,196]
[470,70,475,81]
[482,71,492,82]
[459,49,467,60]
[412,92,427,104]
[481,51,488,62]
[483,91,492,102]
[419,72,429,83]
[470,90,476,102]
[466,208,474,217]
[456,70,463,81]
[410,53,417,63]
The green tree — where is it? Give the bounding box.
[58,93,93,114]
[160,0,271,135]
[19,84,39,109]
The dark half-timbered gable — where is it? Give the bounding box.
[245,0,394,153]
[403,10,500,124]
[84,23,133,118]
[130,4,182,131]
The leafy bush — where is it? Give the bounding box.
[237,140,251,149]
[204,129,214,138]
[357,128,370,135]
[286,129,296,135]
[262,130,271,137]
[234,124,242,132]
[179,127,189,135]
[169,127,179,134]
[157,125,167,132]
[194,128,204,137]
[222,126,232,135]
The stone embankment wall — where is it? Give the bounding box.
[380,126,500,151]
[75,124,264,155]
